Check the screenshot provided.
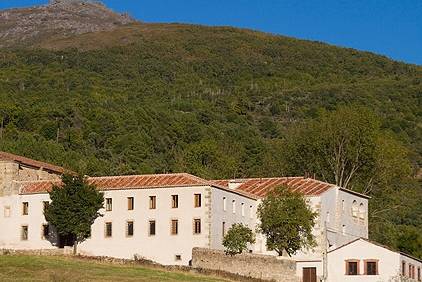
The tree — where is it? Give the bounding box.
[222,223,255,256]
[257,186,317,256]
[282,106,411,194]
[44,174,104,255]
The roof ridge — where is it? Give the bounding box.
[89,172,189,180]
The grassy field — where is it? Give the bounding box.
[0,255,228,282]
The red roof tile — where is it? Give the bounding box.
[0,151,66,174]
[18,173,258,199]
[212,177,336,198]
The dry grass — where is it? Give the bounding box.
[0,255,230,282]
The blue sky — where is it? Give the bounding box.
[2,0,421,65]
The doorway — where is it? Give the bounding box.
[303,267,317,282]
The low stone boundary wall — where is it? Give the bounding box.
[192,248,298,282]
[0,248,266,282]
[0,248,72,256]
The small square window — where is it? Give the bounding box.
[194,219,201,234]
[171,220,178,235]
[149,196,156,209]
[127,197,134,210]
[21,225,28,241]
[175,255,182,261]
[4,206,11,217]
[365,261,378,275]
[105,198,112,211]
[127,221,134,237]
[105,222,112,237]
[172,195,179,208]
[22,202,29,215]
[346,261,359,275]
[149,220,156,236]
[194,194,201,208]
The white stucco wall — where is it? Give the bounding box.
[209,187,257,250]
[326,239,422,282]
[0,193,57,249]
[0,186,212,265]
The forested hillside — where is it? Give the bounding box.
[0,6,421,257]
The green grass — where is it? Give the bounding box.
[0,255,228,282]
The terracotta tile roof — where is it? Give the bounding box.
[0,151,65,174]
[18,173,258,199]
[212,177,336,198]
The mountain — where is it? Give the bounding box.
[0,0,421,259]
[0,0,133,48]
[0,1,421,176]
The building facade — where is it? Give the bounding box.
[327,238,422,282]
[2,151,419,282]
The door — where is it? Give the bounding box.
[303,267,317,282]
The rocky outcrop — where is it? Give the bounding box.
[0,0,134,48]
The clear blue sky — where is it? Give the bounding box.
[2,0,421,65]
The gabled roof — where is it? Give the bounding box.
[212,177,336,198]
[328,238,422,263]
[18,173,258,199]
[0,151,66,174]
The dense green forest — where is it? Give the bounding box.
[0,23,421,256]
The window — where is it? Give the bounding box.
[223,197,227,211]
[194,219,201,234]
[351,200,358,217]
[4,206,11,217]
[175,255,182,261]
[417,267,420,281]
[149,196,156,209]
[43,201,49,213]
[222,222,226,238]
[22,202,29,215]
[21,225,28,241]
[171,220,178,235]
[127,197,134,210]
[342,225,346,235]
[232,200,236,214]
[241,203,245,216]
[105,198,112,211]
[172,195,179,208]
[105,222,112,237]
[402,261,406,276]
[249,205,253,218]
[410,265,412,278]
[326,211,330,223]
[42,224,49,239]
[149,220,156,236]
[126,221,134,237]
[359,203,365,220]
[364,260,378,275]
[346,260,359,275]
[341,200,345,212]
[194,194,201,208]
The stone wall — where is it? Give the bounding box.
[192,248,298,282]
[0,248,72,256]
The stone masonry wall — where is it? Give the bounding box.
[192,248,298,282]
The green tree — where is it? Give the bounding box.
[44,174,104,254]
[257,186,317,256]
[222,223,255,256]
[282,106,412,194]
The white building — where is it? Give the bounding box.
[327,238,422,282]
[0,152,257,265]
[213,177,370,281]
[1,151,420,282]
